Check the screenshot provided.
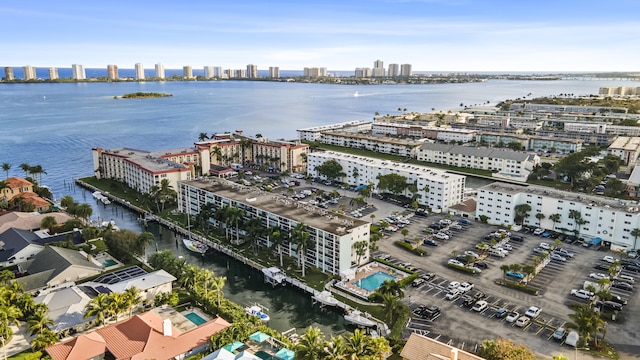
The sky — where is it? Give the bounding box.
[3,0,640,72]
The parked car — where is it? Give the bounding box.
[474,261,489,269]
[494,308,509,319]
[462,295,476,308]
[472,300,488,312]
[608,294,628,306]
[515,316,531,327]
[506,271,525,279]
[458,282,474,293]
[505,311,519,323]
[445,289,460,301]
[553,327,567,341]
[624,264,640,272]
[570,289,595,300]
[533,228,545,235]
[593,300,623,312]
[565,331,579,347]
[539,242,551,250]
[532,247,549,255]
[411,278,426,287]
[447,281,460,290]
[556,249,575,258]
[550,253,567,262]
[611,280,634,291]
[613,274,635,284]
[448,259,464,267]
[602,256,616,263]
[458,219,472,225]
[464,251,479,259]
[589,273,609,280]
[524,306,542,318]
[594,263,612,271]
[510,235,524,242]
[422,273,436,281]
[423,239,439,246]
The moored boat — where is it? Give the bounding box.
[344,310,375,328]
[245,304,270,322]
[312,290,339,307]
[182,238,209,254]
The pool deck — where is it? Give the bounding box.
[90,251,122,270]
[334,262,408,299]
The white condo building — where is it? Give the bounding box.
[400,64,412,77]
[246,64,258,78]
[71,64,85,80]
[48,67,58,80]
[477,182,640,250]
[319,131,421,157]
[23,65,36,80]
[388,64,399,77]
[269,67,280,78]
[297,120,372,141]
[204,66,214,79]
[178,178,371,274]
[608,136,640,165]
[135,63,145,80]
[307,151,465,212]
[155,63,165,79]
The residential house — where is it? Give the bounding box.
[400,333,485,360]
[0,228,83,268]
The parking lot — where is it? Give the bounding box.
[373,211,640,358]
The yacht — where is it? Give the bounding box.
[312,290,339,307]
[344,310,375,328]
[182,238,209,254]
[245,304,270,322]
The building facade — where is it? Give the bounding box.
[319,131,421,157]
[476,132,583,153]
[268,66,280,78]
[178,178,371,274]
[71,64,85,80]
[204,66,214,79]
[388,63,399,77]
[23,65,36,80]
[607,136,640,165]
[303,67,327,78]
[155,63,165,79]
[400,64,412,77]
[307,151,466,212]
[246,64,258,78]
[372,123,476,143]
[48,67,58,80]
[4,67,14,80]
[183,65,193,79]
[416,143,539,181]
[135,63,145,80]
[477,182,640,250]
[107,65,119,80]
[92,147,194,194]
[297,120,373,141]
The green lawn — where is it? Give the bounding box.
[8,351,42,360]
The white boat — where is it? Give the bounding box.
[353,91,359,97]
[182,238,209,254]
[344,310,375,328]
[262,267,287,287]
[92,191,103,199]
[245,304,270,322]
[312,290,339,307]
[100,197,111,205]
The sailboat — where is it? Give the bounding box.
[182,206,209,254]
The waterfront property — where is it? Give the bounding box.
[0,177,51,212]
[476,182,640,250]
[307,151,465,212]
[81,266,176,305]
[400,332,484,360]
[415,143,539,182]
[475,132,583,154]
[0,227,84,268]
[297,120,372,141]
[319,130,423,157]
[372,122,477,143]
[178,177,371,275]
[334,262,409,299]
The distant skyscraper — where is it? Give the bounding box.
[388,64,399,77]
[204,66,214,78]
[303,67,327,78]
[107,65,119,80]
[355,67,372,78]
[71,64,86,80]
[246,64,258,78]
[183,65,193,79]
[235,69,246,78]
[48,67,58,80]
[372,59,385,77]
[213,67,223,78]
[269,66,280,78]
[224,69,233,78]
[135,63,145,80]
[4,67,14,81]
[23,65,36,80]
[400,64,412,77]
[155,63,165,79]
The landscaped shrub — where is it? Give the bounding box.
[447,263,478,274]
[394,241,427,256]
[498,279,539,295]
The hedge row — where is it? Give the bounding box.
[394,241,427,256]
[498,279,540,295]
[447,263,478,275]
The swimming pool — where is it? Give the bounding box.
[184,311,208,326]
[354,271,397,291]
[103,259,118,267]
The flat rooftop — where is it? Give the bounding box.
[101,147,188,173]
[322,131,421,146]
[480,182,640,213]
[183,178,369,234]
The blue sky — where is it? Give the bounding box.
[3,0,640,72]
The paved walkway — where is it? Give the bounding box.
[4,325,35,357]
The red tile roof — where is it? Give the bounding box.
[5,177,32,188]
[46,310,231,360]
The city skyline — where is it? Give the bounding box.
[3,1,640,72]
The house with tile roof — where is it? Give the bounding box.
[46,306,231,360]
[0,211,72,234]
[400,333,485,360]
[0,177,51,212]
[0,227,83,268]
[15,245,101,291]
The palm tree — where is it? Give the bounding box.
[522,264,536,282]
[500,264,511,281]
[40,216,57,233]
[549,213,561,230]
[631,228,640,251]
[378,279,404,298]
[123,286,142,318]
[345,329,373,359]
[1,163,10,179]
[108,292,126,322]
[19,163,30,178]
[27,310,54,336]
[514,204,532,226]
[566,303,604,348]
[381,293,398,323]
[198,132,209,141]
[84,293,110,326]
[269,227,285,267]
[295,326,326,360]
[323,335,346,360]
[211,276,227,308]
[535,213,545,225]
[0,305,23,339]
[75,203,93,223]
[30,328,58,351]
[292,222,310,277]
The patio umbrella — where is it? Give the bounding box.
[248,331,271,343]
[222,341,245,352]
[275,348,294,360]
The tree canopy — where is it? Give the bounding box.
[315,159,345,181]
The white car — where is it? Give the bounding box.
[602,256,616,263]
[445,289,460,300]
[524,306,541,318]
[458,282,474,293]
[515,316,531,327]
[448,259,464,267]
[589,273,609,280]
[434,233,450,240]
[539,242,551,250]
[533,228,545,235]
[447,281,461,290]
[505,311,519,323]
[570,289,595,300]
[550,253,567,262]
[472,300,488,312]
[464,251,479,259]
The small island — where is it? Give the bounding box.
[115,92,173,99]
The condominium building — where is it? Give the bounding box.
[234,69,246,78]
[92,147,195,194]
[246,64,258,78]
[183,65,193,79]
[204,66,214,79]
[155,63,165,79]
[107,64,119,80]
[297,120,373,141]
[135,63,145,80]
[354,68,372,78]
[307,151,466,212]
[303,67,327,78]
[213,67,223,78]
[476,182,640,250]
[178,178,371,274]
[224,69,234,78]
[23,65,36,80]
[599,87,640,97]
[510,102,628,114]
[268,66,280,78]
[196,132,309,174]
[606,125,640,137]
[400,64,412,77]
[48,67,58,80]
[320,131,421,157]
[71,64,85,80]
[607,136,640,165]
[4,67,14,81]
[388,63,399,77]
[372,123,477,143]
[476,132,583,153]
[416,143,540,181]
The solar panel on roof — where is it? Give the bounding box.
[95,285,111,294]
[93,266,147,284]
